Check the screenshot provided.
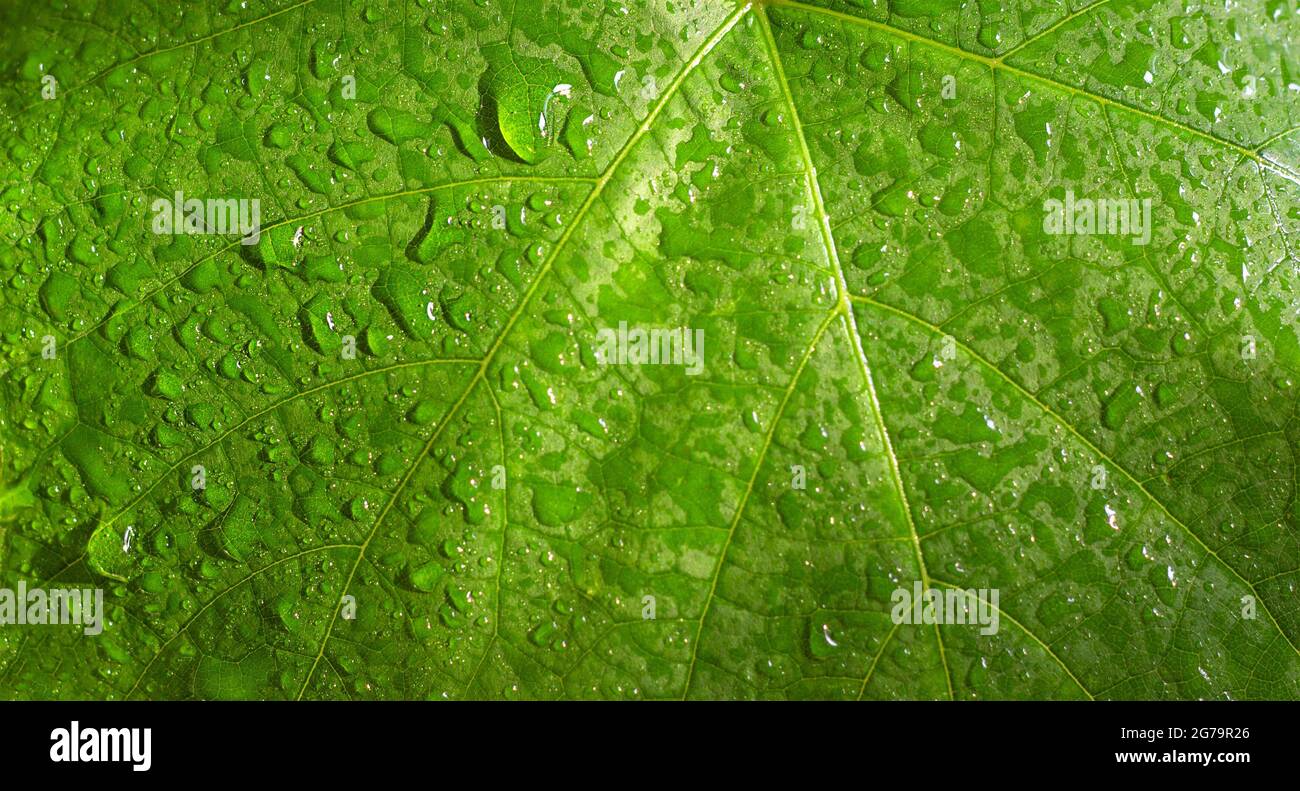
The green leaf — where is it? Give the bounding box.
[0,0,1298,700]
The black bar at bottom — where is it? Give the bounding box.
[0,700,1285,778]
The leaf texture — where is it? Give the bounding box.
[0,0,1298,700]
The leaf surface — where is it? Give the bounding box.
[1,0,1298,699]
